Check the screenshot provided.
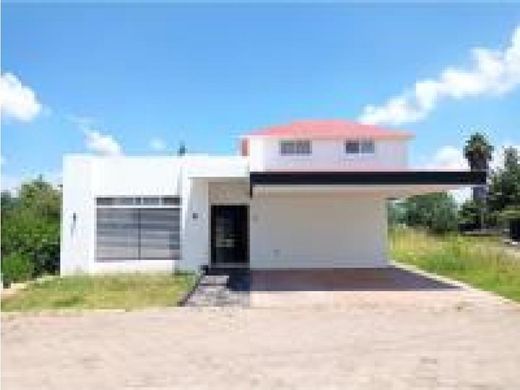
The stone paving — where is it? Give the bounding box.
[183,269,250,307]
[2,268,520,389]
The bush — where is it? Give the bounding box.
[2,252,35,285]
[1,177,61,279]
[397,192,459,234]
[430,202,458,234]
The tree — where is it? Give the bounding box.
[488,147,520,215]
[1,177,62,279]
[396,192,458,234]
[463,132,493,203]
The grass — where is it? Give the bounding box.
[1,272,197,312]
[390,226,520,302]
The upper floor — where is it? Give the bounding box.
[241,120,413,172]
[62,120,415,198]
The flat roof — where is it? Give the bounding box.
[250,170,486,197]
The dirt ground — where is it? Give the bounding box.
[2,273,520,389]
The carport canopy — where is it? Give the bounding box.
[249,170,486,198]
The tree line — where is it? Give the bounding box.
[391,133,520,234]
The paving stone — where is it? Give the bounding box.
[184,269,250,307]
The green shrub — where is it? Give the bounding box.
[1,178,61,278]
[2,252,35,284]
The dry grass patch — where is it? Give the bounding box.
[1,272,197,312]
[390,227,520,302]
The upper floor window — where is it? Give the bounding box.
[345,140,375,156]
[280,140,312,155]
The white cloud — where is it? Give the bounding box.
[68,114,96,130]
[84,130,122,156]
[423,145,471,203]
[0,72,42,122]
[426,145,468,171]
[359,25,520,125]
[149,137,167,152]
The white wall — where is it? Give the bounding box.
[60,156,95,274]
[61,155,185,274]
[182,155,249,178]
[93,157,183,196]
[248,137,408,171]
[60,155,249,274]
[61,153,393,274]
[249,193,388,269]
[181,178,210,271]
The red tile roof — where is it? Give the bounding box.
[244,119,413,140]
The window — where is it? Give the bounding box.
[280,140,312,155]
[345,141,360,154]
[345,140,375,155]
[360,140,375,154]
[95,197,181,261]
[96,196,180,207]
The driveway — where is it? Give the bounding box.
[2,267,520,389]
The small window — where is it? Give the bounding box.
[360,140,375,154]
[97,197,115,206]
[345,141,360,154]
[142,197,160,206]
[96,196,181,207]
[162,197,181,206]
[280,140,311,155]
[345,139,375,155]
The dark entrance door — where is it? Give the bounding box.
[211,205,249,267]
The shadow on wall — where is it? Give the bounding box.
[249,267,459,292]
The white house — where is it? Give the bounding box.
[60,120,485,274]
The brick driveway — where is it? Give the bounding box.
[2,268,520,389]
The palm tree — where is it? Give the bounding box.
[464,132,493,170]
[463,132,493,230]
[463,132,493,203]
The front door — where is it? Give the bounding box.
[211,205,249,267]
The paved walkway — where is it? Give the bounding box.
[183,269,250,307]
[2,269,520,389]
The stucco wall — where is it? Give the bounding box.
[60,156,95,274]
[208,181,250,205]
[60,155,249,274]
[249,138,408,172]
[61,156,184,274]
[61,154,392,274]
[181,178,210,271]
[93,157,183,196]
[249,194,388,269]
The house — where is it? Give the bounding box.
[60,120,485,274]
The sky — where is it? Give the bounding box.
[1,3,520,193]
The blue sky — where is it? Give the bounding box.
[1,3,520,190]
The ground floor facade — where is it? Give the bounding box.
[60,155,389,274]
[60,155,483,275]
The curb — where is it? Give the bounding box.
[178,271,205,306]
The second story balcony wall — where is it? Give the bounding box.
[248,137,409,172]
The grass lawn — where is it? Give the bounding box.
[390,226,520,302]
[1,272,197,312]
